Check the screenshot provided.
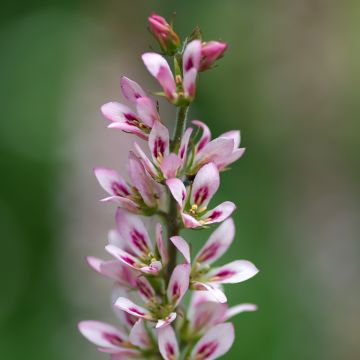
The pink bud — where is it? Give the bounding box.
[148,13,180,55]
[200,41,228,71]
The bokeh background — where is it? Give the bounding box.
[1,1,360,359]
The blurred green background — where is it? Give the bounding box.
[1,1,360,359]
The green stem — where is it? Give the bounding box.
[166,104,189,281]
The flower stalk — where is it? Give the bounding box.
[78,12,259,360]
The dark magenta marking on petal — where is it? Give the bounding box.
[197,243,220,263]
[208,210,222,220]
[194,186,209,206]
[181,191,186,201]
[185,57,194,72]
[153,137,166,158]
[111,181,130,196]
[166,343,175,356]
[136,279,153,299]
[197,136,209,152]
[125,312,137,326]
[124,113,138,121]
[179,146,185,159]
[130,229,148,253]
[103,332,123,346]
[214,269,236,279]
[197,341,218,359]
[172,281,180,298]
[121,255,136,266]
[128,307,145,316]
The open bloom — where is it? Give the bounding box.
[158,323,234,360]
[142,40,201,103]
[169,218,259,302]
[187,120,245,174]
[78,319,153,358]
[148,13,180,55]
[114,264,190,328]
[101,76,159,139]
[200,41,228,71]
[94,152,163,214]
[166,162,236,228]
[105,208,167,274]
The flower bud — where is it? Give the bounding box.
[200,41,228,71]
[148,13,181,55]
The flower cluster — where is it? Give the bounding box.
[79,13,259,360]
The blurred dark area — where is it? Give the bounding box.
[1,1,359,359]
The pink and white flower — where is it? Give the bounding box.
[114,264,190,329]
[142,40,202,103]
[166,163,236,228]
[101,76,159,139]
[94,152,163,214]
[186,120,245,173]
[158,323,235,360]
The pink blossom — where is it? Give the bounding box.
[114,264,190,329]
[101,76,159,139]
[166,163,236,228]
[200,41,228,71]
[94,152,162,213]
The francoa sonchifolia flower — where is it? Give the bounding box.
[79,12,259,360]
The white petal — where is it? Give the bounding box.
[170,236,190,263]
[114,297,150,319]
[190,323,234,360]
[156,223,168,264]
[120,76,147,103]
[148,121,170,163]
[167,264,190,307]
[129,319,152,349]
[136,97,159,126]
[225,303,258,321]
[207,260,259,284]
[157,325,180,360]
[192,281,227,303]
[78,320,127,349]
[94,167,130,197]
[202,201,236,225]
[155,312,177,329]
[166,178,187,208]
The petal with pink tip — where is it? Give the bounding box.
[195,218,235,266]
[183,68,198,99]
[127,152,162,208]
[217,148,245,170]
[178,127,193,164]
[158,325,179,360]
[134,142,158,178]
[207,260,259,284]
[225,303,258,321]
[155,312,177,329]
[166,178,187,208]
[114,297,151,319]
[101,102,138,124]
[78,320,127,349]
[136,97,159,126]
[190,323,234,360]
[170,236,190,263]
[94,167,130,198]
[167,263,190,307]
[183,40,202,73]
[135,276,156,302]
[156,223,168,264]
[191,163,220,208]
[115,208,152,255]
[107,121,148,140]
[202,201,236,225]
[148,121,170,163]
[86,257,133,284]
[220,130,241,149]
[142,53,176,100]
[160,153,182,179]
[192,120,211,153]
[190,301,227,334]
[120,76,146,103]
[194,137,234,169]
[191,281,227,303]
[129,320,152,349]
[181,213,201,229]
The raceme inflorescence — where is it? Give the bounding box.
[78,12,259,360]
